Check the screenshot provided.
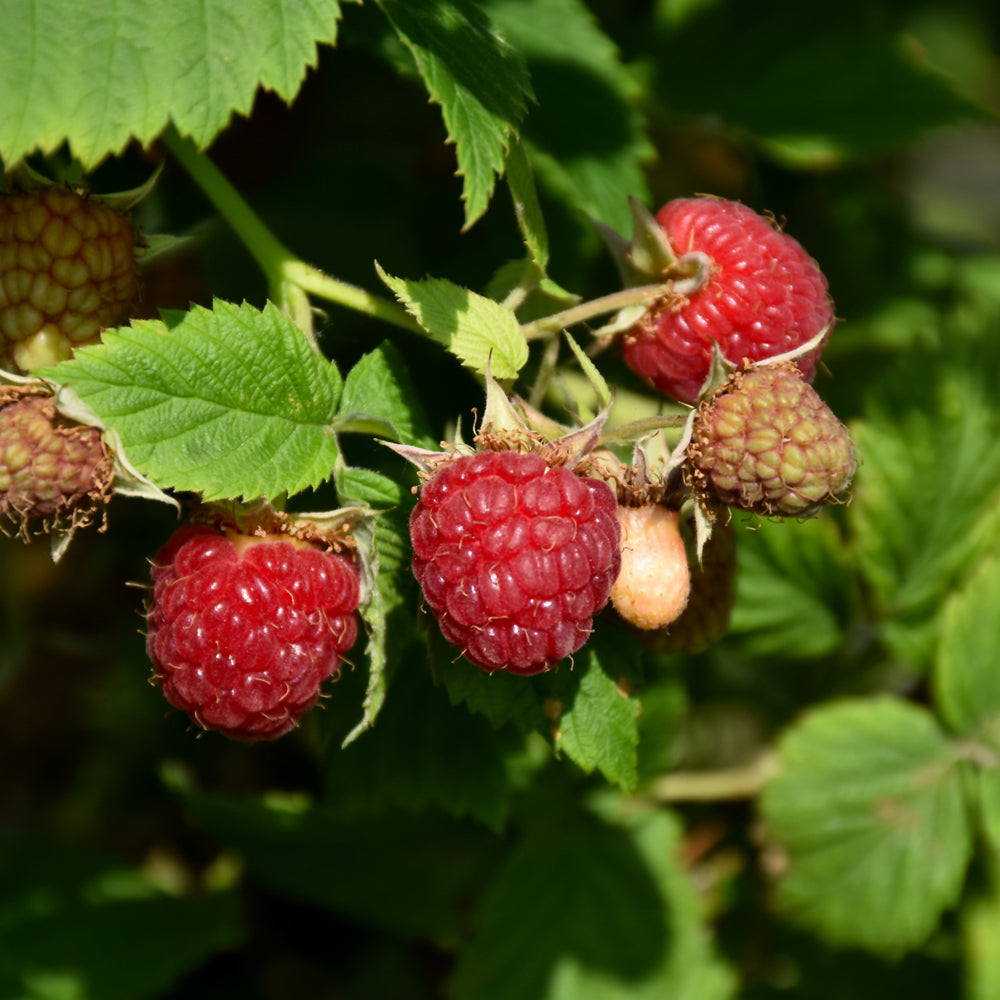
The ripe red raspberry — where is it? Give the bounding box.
[622,197,833,404]
[409,449,621,674]
[0,384,113,534]
[0,186,138,372]
[685,361,856,519]
[146,523,361,741]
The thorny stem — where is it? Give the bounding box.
[520,282,671,340]
[163,126,419,343]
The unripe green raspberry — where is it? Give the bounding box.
[685,361,856,518]
[0,385,113,534]
[0,186,138,372]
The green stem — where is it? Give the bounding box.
[643,752,780,803]
[162,126,417,339]
[284,261,422,335]
[520,282,669,340]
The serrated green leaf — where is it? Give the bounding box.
[336,465,411,744]
[336,341,437,448]
[936,556,1000,746]
[44,300,342,502]
[484,0,653,233]
[543,628,642,791]
[727,517,852,660]
[374,0,532,229]
[650,0,981,167]
[505,137,549,271]
[430,629,550,734]
[450,809,735,1000]
[762,697,973,952]
[326,661,515,830]
[0,0,341,168]
[377,266,528,378]
[851,333,1000,670]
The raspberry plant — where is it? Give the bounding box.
[2,1,1000,997]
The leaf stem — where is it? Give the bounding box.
[520,282,669,340]
[283,261,422,335]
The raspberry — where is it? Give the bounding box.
[146,523,361,741]
[610,503,691,631]
[0,384,113,534]
[685,361,856,519]
[657,519,737,655]
[409,449,621,674]
[0,186,138,372]
[621,197,833,404]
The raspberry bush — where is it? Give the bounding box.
[2,1,999,997]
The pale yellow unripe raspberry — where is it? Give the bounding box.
[610,504,691,630]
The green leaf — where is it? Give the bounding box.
[377,265,529,378]
[44,300,343,501]
[373,0,532,229]
[0,833,244,1000]
[936,555,1000,746]
[0,0,341,168]
[326,661,515,830]
[181,790,501,943]
[543,630,642,792]
[504,137,549,271]
[963,856,1000,1000]
[484,0,654,234]
[336,341,437,448]
[430,634,551,734]
[651,0,981,167]
[727,517,853,660]
[850,334,1000,670]
[450,809,735,1000]
[762,697,973,952]
[335,465,412,744]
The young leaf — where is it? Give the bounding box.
[377,265,529,378]
[762,697,973,952]
[0,0,342,168]
[336,341,437,448]
[542,631,642,792]
[373,0,532,229]
[484,0,654,234]
[43,300,343,502]
[450,809,735,1000]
